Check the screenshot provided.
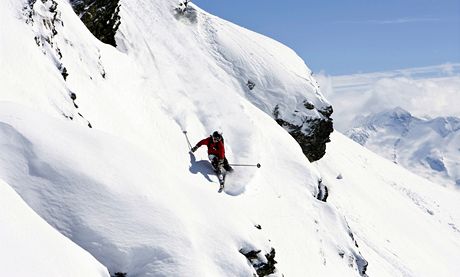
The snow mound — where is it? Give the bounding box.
[0,178,109,277]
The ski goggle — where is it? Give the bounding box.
[212,136,221,142]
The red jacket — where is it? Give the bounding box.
[196,136,225,159]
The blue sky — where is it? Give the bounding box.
[194,0,460,75]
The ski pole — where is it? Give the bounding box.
[183,130,192,150]
[229,163,261,168]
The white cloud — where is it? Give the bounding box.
[316,64,460,131]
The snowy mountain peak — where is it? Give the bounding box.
[429,116,460,137]
[347,107,460,186]
[353,107,413,130]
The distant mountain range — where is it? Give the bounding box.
[346,107,460,186]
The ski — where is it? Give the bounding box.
[217,173,225,193]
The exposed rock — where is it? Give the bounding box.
[70,0,121,47]
[177,0,190,14]
[247,80,256,90]
[173,2,198,23]
[240,247,279,277]
[70,92,77,101]
[355,255,368,276]
[60,66,68,80]
[303,100,315,110]
[343,221,369,276]
[274,104,333,162]
[316,178,328,202]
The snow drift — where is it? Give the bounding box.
[0,179,108,277]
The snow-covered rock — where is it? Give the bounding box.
[69,0,121,46]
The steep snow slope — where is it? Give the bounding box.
[347,107,460,187]
[0,179,109,277]
[2,0,459,276]
[0,102,365,276]
[75,0,332,162]
[317,132,460,277]
[1,0,363,275]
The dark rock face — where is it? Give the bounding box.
[247,80,256,90]
[275,105,333,162]
[70,0,121,46]
[240,248,278,277]
[355,255,369,276]
[316,179,328,202]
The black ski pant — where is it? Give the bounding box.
[210,156,231,173]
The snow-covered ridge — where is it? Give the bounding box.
[347,107,460,186]
[2,0,460,276]
[67,0,333,161]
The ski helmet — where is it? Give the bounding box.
[212,131,222,141]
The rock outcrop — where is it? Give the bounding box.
[70,0,121,46]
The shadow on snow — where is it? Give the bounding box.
[188,153,246,196]
[188,152,215,183]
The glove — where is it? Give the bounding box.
[191,146,198,153]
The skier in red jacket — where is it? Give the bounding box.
[191,131,233,173]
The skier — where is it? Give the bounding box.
[191,131,233,187]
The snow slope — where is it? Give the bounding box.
[1,0,361,275]
[0,1,359,275]
[0,100,365,277]
[317,132,460,277]
[0,179,109,277]
[1,0,460,276]
[347,107,460,187]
